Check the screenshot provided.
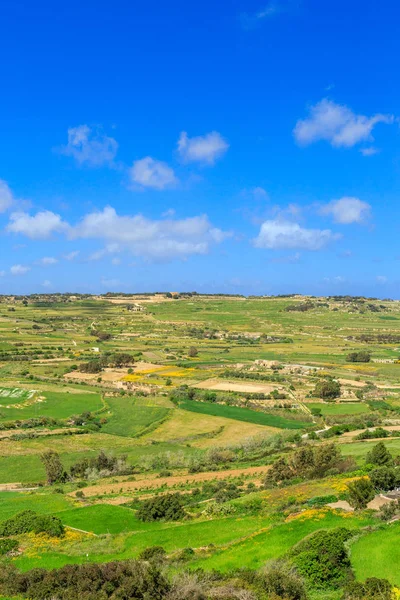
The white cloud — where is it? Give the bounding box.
[111,257,121,265]
[10,264,30,275]
[360,147,380,156]
[178,131,229,165]
[7,210,69,239]
[42,280,52,288]
[39,257,58,265]
[376,275,387,284]
[71,206,230,260]
[320,197,371,224]
[240,1,288,28]
[294,99,393,148]
[0,180,14,213]
[64,250,80,261]
[0,271,5,277]
[130,157,178,190]
[253,220,340,250]
[61,125,118,167]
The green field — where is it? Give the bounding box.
[192,511,375,572]
[350,522,400,585]
[55,504,150,535]
[306,402,369,416]
[102,397,170,437]
[0,390,103,422]
[180,399,310,429]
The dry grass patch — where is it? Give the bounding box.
[146,408,275,448]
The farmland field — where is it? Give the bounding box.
[179,399,310,429]
[1,293,400,598]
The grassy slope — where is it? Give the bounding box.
[350,522,400,585]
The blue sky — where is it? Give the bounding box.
[1,0,400,296]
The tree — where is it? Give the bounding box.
[188,346,198,358]
[346,351,371,363]
[40,450,65,485]
[314,379,341,400]
[112,353,134,368]
[347,477,375,510]
[366,441,393,467]
[369,466,397,491]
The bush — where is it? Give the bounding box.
[258,559,307,600]
[290,528,353,587]
[0,559,170,599]
[342,577,394,599]
[369,466,398,491]
[0,539,18,555]
[0,510,64,537]
[138,546,167,562]
[137,493,186,522]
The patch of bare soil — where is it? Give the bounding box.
[70,465,270,498]
[193,379,281,394]
[337,378,366,388]
[327,500,353,512]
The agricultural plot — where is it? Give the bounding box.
[193,378,284,394]
[55,505,148,535]
[0,390,103,422]
[179,399,310,429]
[305,402,369,416]
[102,396,170,437]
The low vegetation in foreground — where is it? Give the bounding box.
[1,293,400,598]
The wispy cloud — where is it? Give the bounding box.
[240,1,295,29]
[10,264,30,275]
[319,197,371,224]
[129,157,178,190]
[59,125,118,167]
[177,131,229,166]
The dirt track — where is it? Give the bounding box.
[70,465,270,498]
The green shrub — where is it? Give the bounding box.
[138,546,167,562]
[290,528,353,587]
[137,493,186,522]
[0,538,18,555]
[0,559,170,599]
[0,510,64,538]
[366,442,393,467]
[342,577,394,599]
[258,559,307,600]
[346,477,375,510]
